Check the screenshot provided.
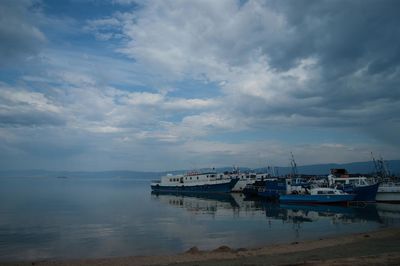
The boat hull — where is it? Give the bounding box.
[242,180,266,197]
[151,178,238,193]
[231,179,255,192]
[376,192,400,203]
[279,194,355,204]
[343,183,379,202]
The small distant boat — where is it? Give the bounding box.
[279,187,355,204]
[151,171,238,193]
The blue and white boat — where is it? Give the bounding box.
[327,169,379,202]
[151,171,238,193]
[279,187,355,204]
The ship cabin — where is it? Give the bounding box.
[327,172,371,187]
[160,171,227,186]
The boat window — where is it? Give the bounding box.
[190,177,192,180]
[197,176,199,180]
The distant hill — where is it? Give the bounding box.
[0,170,163,179]
[1,160,399,178]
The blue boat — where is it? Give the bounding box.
[341,182,380,202]
[257,178,288,199]
[279,187,355,204]
[151,171,239,193]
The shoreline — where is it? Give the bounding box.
[4,227,400,266]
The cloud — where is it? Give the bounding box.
[0,0,46,68]
[0,84,65,127]
[89,0,400,144]
[1,0,399,170]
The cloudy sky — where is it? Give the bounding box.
[0,0,399,171]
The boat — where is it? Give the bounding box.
[228,168,257,192]
[371,154,400,203]
[257,178,288,200]
[151,171,239,193]
[279,187,355,204]
[242,178,272,198]
[376,182,400,203]
[242,165,282,197]
[327,168,379,202]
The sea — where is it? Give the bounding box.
[0,176,399,261]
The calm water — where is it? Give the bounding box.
[1,177,400,261]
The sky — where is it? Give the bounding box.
[0,0,399,171]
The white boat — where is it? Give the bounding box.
[376,182,400,202]
[230,172,257,192]
[151,171,238,193]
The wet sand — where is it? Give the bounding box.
[4,227,400,266]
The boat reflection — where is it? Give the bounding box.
[152,192,397,225]
[276,203,381,224]
[151,191,239,214]
[376,203,400,225]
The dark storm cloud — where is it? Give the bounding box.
[227,0,400,133]
[264,0,400,112]
[267,0,400,73]
[0,0,45,68]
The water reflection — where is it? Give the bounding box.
[151,192,239,214]
[2,178,400,261]
[152,192,392,225]
[376,203,400,225]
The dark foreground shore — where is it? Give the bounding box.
[4,227,400,266]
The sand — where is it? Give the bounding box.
[3,227,400,266]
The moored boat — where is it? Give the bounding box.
[279,187,355,204]
[376,182,400,203]
[257,178,288,200]
[230,171,257,192]
[327,168,379,202]
[151,171,238,193]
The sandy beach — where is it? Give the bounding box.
[3,227,400,266]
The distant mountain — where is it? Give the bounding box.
[0,170,163,179]
[1,160,399,178]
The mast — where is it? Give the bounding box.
[371,152,379,175]
[290,152,298,178]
